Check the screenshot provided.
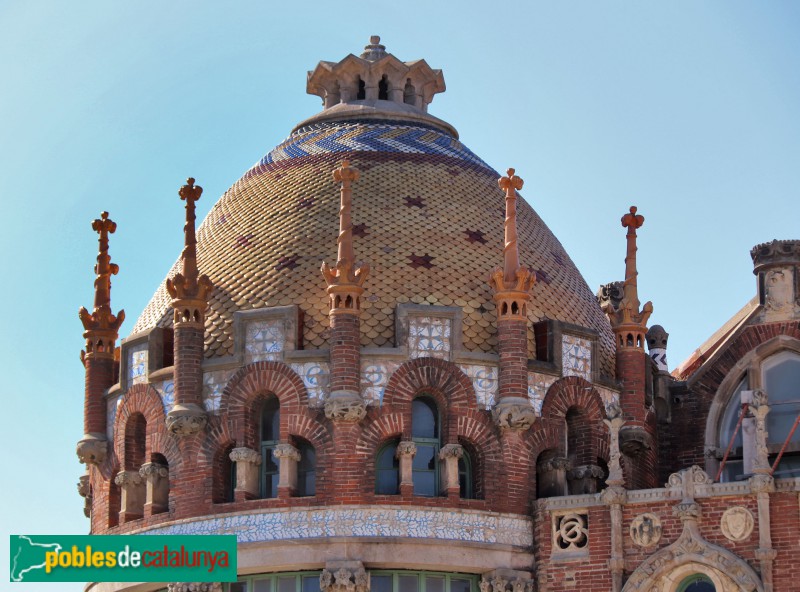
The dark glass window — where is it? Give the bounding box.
[458,451,474,499]
[376,441,399,494]
[678,574,715,592]
[412,397,438,439]
[297,441,316,497]
[412,397,439,497]
[231,572,477,592]
[260,397,280,498]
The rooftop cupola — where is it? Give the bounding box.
[298,36,455,136]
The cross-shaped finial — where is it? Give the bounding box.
[621,206,645,233]
[333,160,360,185]
[179,177,203,203]
[498,168,524,194]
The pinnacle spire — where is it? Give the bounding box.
[79,211,125,340]
[322,161,369,313]
[489,169,534,305]
[166,178,213,306]
[604,206,653,349]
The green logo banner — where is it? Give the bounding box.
[9,535,237,583]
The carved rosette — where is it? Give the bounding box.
[629,513,662,548]
[76,434,109,465]
[229,447,262,465]
[324,391,367,422]
[168,584,223,592]
[492,398,536,431]
[319,567,370,592]
[166,403,208,437]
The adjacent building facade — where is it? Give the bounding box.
[75,38,800,592]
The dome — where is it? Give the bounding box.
[132,38,615,377]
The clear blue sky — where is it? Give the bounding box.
[1,2,798,589]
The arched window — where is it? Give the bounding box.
[718,377,747,482]
[296,441,316,497]
[403,79,416,105]
[260,396,280,498]
[458,451,474,499]
[378,75,389,100]
[356,76,366,100]
[412,397,440,497]
[677,573,715,592]
[375,440,399,494]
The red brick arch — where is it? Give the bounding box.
[113,384,178,470]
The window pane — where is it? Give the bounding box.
[413,470,436,496]
[450,579,471,592]
[764,353,800,445]
[426,576,445,592]
[399,575,419,592]
[413,445,436,470]
[376,468,399,494]
[261,397,280,441]
[302,575,321,592]
[372,575,392,592]
[230,584,248,592]
[377,444,399,469]
[720,378,747,451]
[412,398,438,438]
[299,471,316,497]
[278,576,296,592]
[254,580,272,592]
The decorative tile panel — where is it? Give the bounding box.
[290,362,329,408]
[408,316,451,359]
[127,343,148,388]
[527,372,557,414]
[459,364,498,410]
[561,334,592,381]
[596,386,621,415]
[106,395,122,440]
[144,506,532,548]
[361,361,400,406]
[153,381,175,415]
[203,370,234,414]
[245,320,285,364]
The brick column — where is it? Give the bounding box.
[77,212,125,466]
[489,169,536,432]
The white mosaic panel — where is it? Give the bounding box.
[459,364,498,410]
[527,372,557,414]
[106,394,122,440]
[245,320,285,364]
[144,506,533,547]
[203,370,234,414]
[153,380,175,415]
[127,343,148,388]
[562,334,592,381]
[408,316,451,359]
[290,362,330,408]
[596,386,621,415]
[361,361,400,406]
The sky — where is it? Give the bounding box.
[1,1,798,589]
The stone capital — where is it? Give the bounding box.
[168,584,223,592]
[439,443,464,460]
[320,563,370,592]
[139,462,169,480]
[114,470,143,488]
[324,390,367,422]
[76,433,108,465]
[492,397,536,431]
[396,441,417,458]
[274,443,301,461]
[165,403,208,437]
[673,501,701,522]
[229,447,261,465]
[600,484,627,506]
[749,473,775,494]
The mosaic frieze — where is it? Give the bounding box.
[245,320,285,364]
[203,370,234,414]
[360,361,400,406]
[527,372,557,414]
[153,381,175,415]
[145,506,532,547]
[561,334,592,381]
[459,364,498,410]
[290,362,330,408]
[106,394,122,440]
[127,343,148,388]
[408,316,451,359]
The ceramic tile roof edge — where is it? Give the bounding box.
[672,296,760,381]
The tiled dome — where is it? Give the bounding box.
[133,40,615,376]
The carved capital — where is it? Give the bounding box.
[114,470,143,488]
[439,443,464,460]
[493,398,536,431]
[567,464,605,481]
[600,485,627,506]
[168,584,223,592]
[673,501,701,522]
[749,473,775,494]
[619,426,653,456]
[274,443,301,461]
[77,475,91,498]
[319,566,370,592]
[537,456,571,473]
[754,547,777,562]
[324,391,367,422]
[229,447,261,465]
[76,434,108,465]
[139,462,168,480]
[165,403,207,437]
[396,441,417,458]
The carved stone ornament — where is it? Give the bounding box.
[274,443,301,461]
[629,513,662,548]
[749,473,775,494]
[673,501,701,522]
[493,398,536,431]
[165,403,208,437]
[619,426,653,457]
[167,584,223,592]
[76,434,108,465]
[567,464,605,480]
[666,465,712,490]
[439,443,464,459]
[139,462,168,479]
[720,506,755,542]
[324,391,367,422]
[78,474,92,518]
[537,456,571,473]
[596,281,624,312]
[319,566,369,592]
[229,447,261,465]
[114,470,143,487]
[553,512,589,552]
[395,441,417,458]
[764,268,794,311]
[600,484,627,506]
[750,239,800,270]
